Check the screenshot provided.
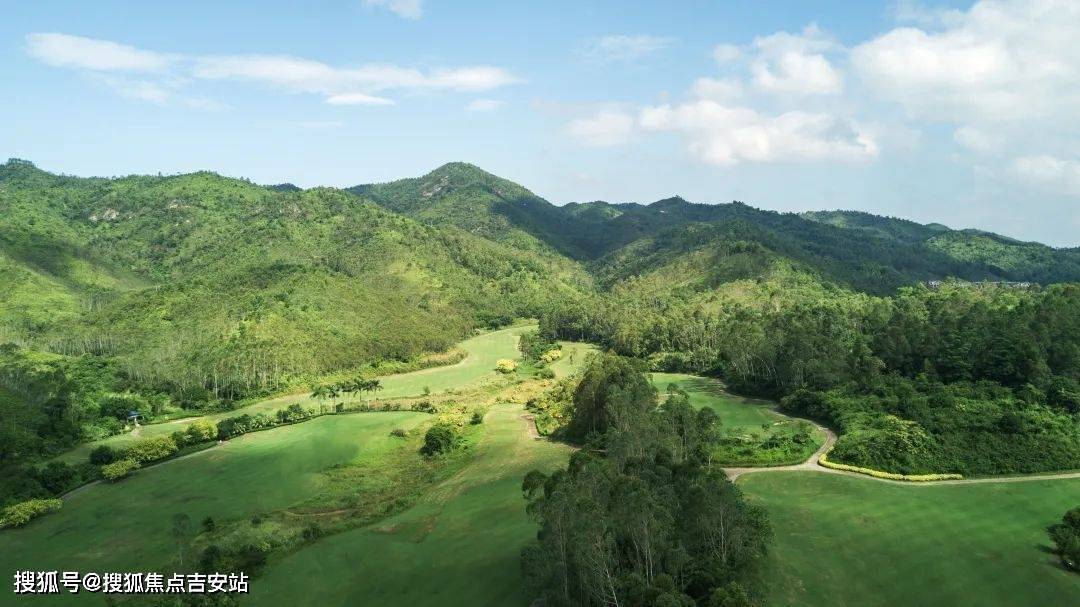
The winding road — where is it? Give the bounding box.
[723,412,1080,486]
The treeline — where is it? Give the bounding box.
[522,354,770,606]
[540,279,1080,474]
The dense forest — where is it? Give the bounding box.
[3,157,1080,481]
[522,354,770,606]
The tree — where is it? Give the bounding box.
[1048,506,1080,572]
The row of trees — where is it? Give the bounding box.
[521,354,770,606]
[310,377,383,404]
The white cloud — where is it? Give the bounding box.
[193,56,518,96]
[25,33,173,72]
[1012,155,1080,196]
[852,0,1080,123]
[890,0,967,28]
[639,100,877,165]
[325,92,395,106]
[466,98,503,112]
[953,126,1001,153]
[690,77,743,101]
[567,110,636,147]
[26,33,519,106]
[581,35,673,64]
[363,0,423,20]
[749,25,842,95]
[712,44,742,64]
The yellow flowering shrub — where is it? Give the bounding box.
[819,452,963,482]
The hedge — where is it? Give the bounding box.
[819,452,963,482]
[0,498,63,529]
[101,458,140,481]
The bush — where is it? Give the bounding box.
[101,458,140,481]
[412,400,436,413]
[495,359,518,374]
[818,452,962,481]
[0,498,62,528]
[470,411,484,425]
[184,420,218,444]
[37,461,77,495]
[539,349,563,364]
[536,367,555,379]
[390,428,408,438]
[420,423,459,456]
[123,435,178,464]
[89,445,119,466]
[1048,506,1080,572]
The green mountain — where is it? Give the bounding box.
[0,159,590,403]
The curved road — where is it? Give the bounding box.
[723,412,1080,486]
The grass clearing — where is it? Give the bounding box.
[651,373,824,465]
[53,324,530,464]
[739,471,1080,607]
[247,403,572,607]
[0,412,432,606]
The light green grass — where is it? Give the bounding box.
[247,402,572,607]
[651,373,824,465]
[549,341,598,378]
[54,324,529,464]
[739,472,1080,607]
[0,412,429,606]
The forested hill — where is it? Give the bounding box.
[351,162,1080,293]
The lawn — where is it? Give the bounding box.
[0,412,430,606]
[247,402,572,607]
[54,324,530,464]
[651,373,824,465]
[739,471,1080,607]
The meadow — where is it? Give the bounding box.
[0,412,430,606]
[739,472,1080,606]
[53,324,529,464]
[248,402,572,606]
[651,373,825,465]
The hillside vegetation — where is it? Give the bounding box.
[3,156,1080,481]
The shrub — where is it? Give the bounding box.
[412,400,436,413]
[818,452,962,481]
[89,445,119,466]
[470,411,484,425]
[123,435,178,464]
[539,349,563,364]
[390,428,408,438]
[495,359,518,374]
[36,461,77,495]
[536,367,555,379]
[184,420,218,444]
[420,423,459,456]
[301,522,323,541]
[0,498,62,529]
[1048,506,1080,572]
[101,459,140,481]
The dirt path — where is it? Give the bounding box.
[724,412,1080,486]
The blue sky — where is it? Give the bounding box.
[2,1,1078,245]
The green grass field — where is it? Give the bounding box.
[739,472,1080,607]
[651,373,824,465]
[0,412,429,606]
[247,402,571,606]
[54,324,530,464]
